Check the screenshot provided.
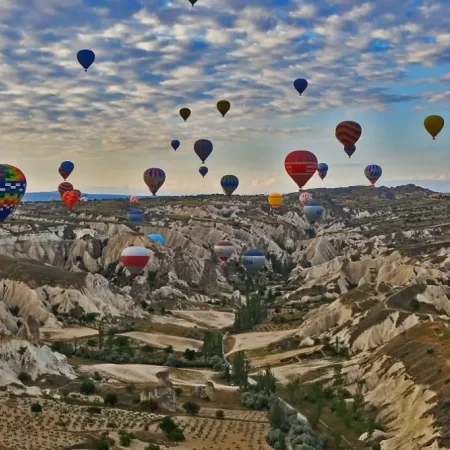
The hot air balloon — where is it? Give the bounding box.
[424,115,444,140]
[221,175,239,196]
[143,168,166,196]
[130,196,139,204]
[58,182,73,199]
[299,192,313,206]
[77,49,95,72]
[127,209,144,223]
[268,193,284,209]
[335,121,362,148]
[344,145,356,158]
[364,164,382,186]
[199,166,208,178]
[317,163,328,180]
[73,189,81,198]
[214,240,234,262]
[284,151,318,190]
[241,249,266,273]
[304,201,324,225]
[0,164,27,222]
[171,140,180,151]
[62,190,80,210]
[148,234,165,245]
[293,78,308,95]
[188,0,198,5]
[180,108,191,122]
[120,246,151,279]
[80,196,88,202]
[59,161,74,180]
[217,100,231,117]
[194,139,213,163]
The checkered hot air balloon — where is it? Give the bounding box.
[0,164,27,222]
[143,168,166,196]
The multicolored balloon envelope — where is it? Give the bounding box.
[335,121,362,148]
[148,234,165,245]
[77,49,95,71]
[221,175,239,196]
[241,249,266,273]
[143,168,166,196]
[194,139,213,163]
[284,150,318,190]
[0,164,27,222]
[59,161,74,180]
[214,240,234,262]
[304,201,324,225]
[299,192,313,206]
[364,164,382,186]
[120,246,151,279]
[62,190,80,210]
[58,182,73,199]
[268,193,284,209]
[127,209,144,223]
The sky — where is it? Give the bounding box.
[2,0,450,195]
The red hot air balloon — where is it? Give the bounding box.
[120,246,151,278]
[73,189,81,198]
[62,190,80,210]
[284,150,318,190]
[213,240,234,262]
[58,182,73,199]
[130,196,138,204]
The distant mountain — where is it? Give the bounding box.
[23,191,136,202]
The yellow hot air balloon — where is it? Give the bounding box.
[217,100,230,117]
[424,115,444,140]
[268,193,284,209]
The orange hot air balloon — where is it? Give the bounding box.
[62,190,80,210]
[268,193,284,209]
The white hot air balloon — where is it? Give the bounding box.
[120,246,150,278]
[213,240,234,262]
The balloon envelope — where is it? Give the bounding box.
[58,182,73,199]
[120,246,150,278]
[148,234,165,245]
[143,168,166,196]
[293,78,308,95]
[335,121,362,148]
[221,175,239,196]
[127,209,144,223]
[171,140,180,151]
[344,145,356,158]
[80,196,88,202]
[317,163,328,180]
[180,108,191,121]
[59,161,74,180]
[241,249,266,273]
[130,196,139,204]
[299,192,313,206]
[0,164,27,222]
[214,240,234,262]
[194,139,213,163]
[284,150,318,189]
[189,0,198,5]
[424,115,444,140]
[217,100,231,117]
[304,201,324,225]
[364,164,382,186]
[62,190,80,210]
[77,49,95,71]
[268,193,284,209]
[199,166,208,178]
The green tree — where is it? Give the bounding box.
[182,401,201,415]
[114,336,131,354]
[31,403,42,413]
[184,348,196,361]
[215,410,225,419]
[104,392,118,406]
[268,400,287,430]
[232,352,249,389]
[80,380,96,395]
[119,430,135,447]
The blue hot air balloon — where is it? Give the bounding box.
[148,233,165,245]
[171,140,180,151]
[344,145,356,158]
[293,78,308,95]
[199,166,208,178]
[317,163,328,180]
[221,175,239,196]
[59,161,74,180]
[241,249,266,273]
[77,49,95,72]
[127,209,144,223]
[304,201,324,225]
[194,139,213,163]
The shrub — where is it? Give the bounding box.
[427,348,435,354]
[159,416,177,434]
[31,402,42,413]
[167,428,185,442]
[182,401,201,415]
[164,345,174,354]
[145,445,160,450]
[119,430,135,447]
[215,410,225,419]
[80,380,96,395]
[175,387,183,396]
[18,372,31,382]
[104,392,118,406]
[87,406,102,414]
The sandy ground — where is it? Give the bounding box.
[268,360,333,384]
[172,310,235,329]
[248,345,324,368]
[119,331,202,351]
[149,314,200,329]
[40,326,99,341]
[78,363,238,390]
[226,329,295,355]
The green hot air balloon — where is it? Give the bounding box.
[180,107,191,122]
[189,0,198,6]
[217,100,231,117]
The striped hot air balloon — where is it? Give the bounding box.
[335,121,362,148]
[213,240,234,262]
[0,164,27,222]
[143,168,166,196]
[284,150,318,190]
[120,246,151,279]
[127,209,144,223]
[364,164,382,186]
[58,182,73,199]
[220,175,239,196]
[62,190,80,210]
[241,249,266,273]
[268,193,284,209]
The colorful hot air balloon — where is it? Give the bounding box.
[188,0,198,5]
[58,182,73,199]
[73,189,81,198]
[344,145,356,158]
[171,140,180,151]
[221,175,239,196]
[180,108,191,122]
[293,78,308,95]
[143,168,166,196]
[77,49,95,72]
[194,139,213,163]
[268,193,284,209]
[127,209,144,223]
[364,165,382,186]
[148,234,165,245]
[317,163,328,180]
[62,190,80,210]
[424,115,444,140]
[130,196,139,204]
[59,161,74,180]
[335,121,362,148]
[214,240,234,262]
[284,151,318,190]
[0,165,27,222]
[299,192,313,206]
[199,166,208,178]
[304,201,324,225]
[79,196,88,202]
[120,246,151,279]
[217,100,231,117]
[241,249,266,273]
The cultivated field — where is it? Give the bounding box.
[173,310,235,329]
[119,331,203,352]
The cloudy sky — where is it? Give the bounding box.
[2,0,450,195]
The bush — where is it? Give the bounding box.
[93,436,112,450]
[427,348,435,354]
[215,410,225,419]
[119,430,135,447]
[145,445,160,450]
[167,428,185,442]
[184,348,196,361]
[80,380,96,395]
[31,402,42,413]
[159,416,177,434]
[87,406,102,414]
[164,345,173,354]
[182,401,201,416]
[175,387,183,396]
[18,372,31,382]
[104,392,118,406]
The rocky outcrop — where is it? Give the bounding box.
[194,381,216,402]
[140,371,179,412]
